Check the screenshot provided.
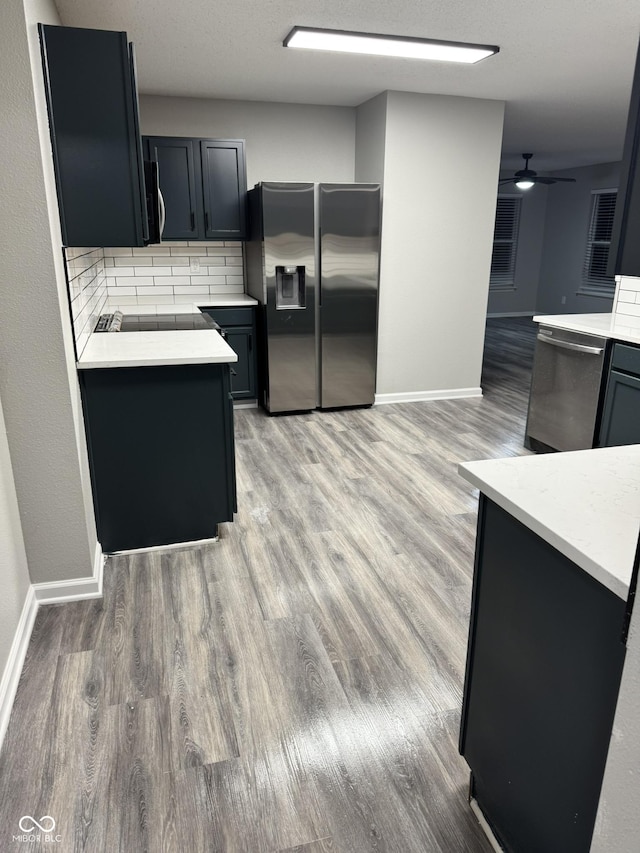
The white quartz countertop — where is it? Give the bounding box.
[459,446,640,600]
[78,329,237,369]
[533,312,640,345]
[77,295,254,368]
[106,293,258,312]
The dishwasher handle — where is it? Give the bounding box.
[536,333,604,355]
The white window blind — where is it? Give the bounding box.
[490,196,522,288]
[582,189,617,295]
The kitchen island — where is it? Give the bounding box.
[78,304,239,553]
[458,446,640,853]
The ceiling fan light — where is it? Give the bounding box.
[283,27,499,64]
[515,179,535,190]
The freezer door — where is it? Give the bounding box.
[319,184,381,409]
[262,182,316,413]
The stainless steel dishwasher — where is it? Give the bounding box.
[525,325,608,452]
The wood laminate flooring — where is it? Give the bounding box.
[0,318,536,852]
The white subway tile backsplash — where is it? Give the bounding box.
[168,247,208,256]
[102,241,246,301]
[206,246,242,256]
[192,276,227,286]
[115,256,154,266]
[617,290,637,303]
[616,301,640,317]
[136,286,174,296]
[211,283,244,293]
[163,276,191,287]
[64,247,107,357]
[619,275,640,292]
[132,245,171,256]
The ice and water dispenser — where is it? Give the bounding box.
[275,265,305,309]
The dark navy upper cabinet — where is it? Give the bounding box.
[39,25,149,248]
[201,140,247,240]
[144,136,247,241]
[144,137,202,240]
[608,39,640,276]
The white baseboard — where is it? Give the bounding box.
[0,543,105,752]
[233,400,258,409]
[374,387,483,405]
[470,798,504,852]
[0,585,38,750]
[32,542,104,605]
[486,311,535,318]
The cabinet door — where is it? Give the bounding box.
[145,137,202,240]
[599,369,640,446]
[200,140,247,240]
[39,25,147,248]
[225,326,256,398]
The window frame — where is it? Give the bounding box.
[489,194,522,291]
[579,188,618,298]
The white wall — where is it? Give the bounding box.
[139,95,356,186]
[371,91,505,397]
[536,161,620,315]
[0,0,98,584]
[355,93,387,184]
[0,394,30,690]
[591,562,640,852]
[487,180,548,316]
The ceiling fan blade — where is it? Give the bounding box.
[548,177,577,183]
[498,178,515,184]
[534,177,557,185]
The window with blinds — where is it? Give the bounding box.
[582,189,617,295]
[490,196,522,288]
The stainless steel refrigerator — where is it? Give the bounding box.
[246,182,381,413]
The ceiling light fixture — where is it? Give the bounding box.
[514,179,535,190]
[283,27,499,64]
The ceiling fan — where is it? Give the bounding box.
[499,153,577,190]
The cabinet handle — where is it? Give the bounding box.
[230,367,237,376]
[205,211,209,233]
[190,211,195,230]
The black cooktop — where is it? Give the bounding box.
[96,312,217,332]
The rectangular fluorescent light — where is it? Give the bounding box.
[283,27,499,65]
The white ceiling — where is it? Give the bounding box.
[54,0,640,171]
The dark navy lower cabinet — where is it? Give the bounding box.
[201,307,257,400]
[459,497,626,853]
[80,363,236,552]
[599,343,640,446]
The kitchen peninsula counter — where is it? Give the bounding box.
[458,445,640,852]
[459,445,640,600]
